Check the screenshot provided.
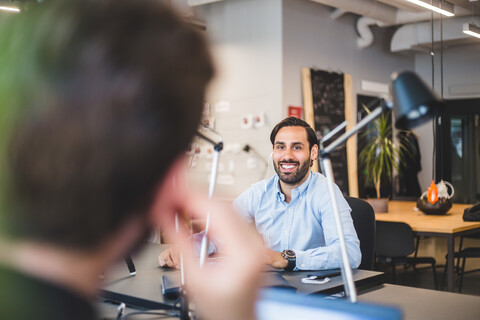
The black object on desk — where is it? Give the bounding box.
[305,268,341,279]
[161,274,181,300]
[125,256,136,275]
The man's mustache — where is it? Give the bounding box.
[278,160,299,165]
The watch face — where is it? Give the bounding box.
[284,249,295,258]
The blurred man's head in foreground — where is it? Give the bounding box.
[0,0,214,252]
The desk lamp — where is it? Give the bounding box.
[176,124,222,320]
[160,125,222,319]
[318,70,442,303]
[195,124,223,267]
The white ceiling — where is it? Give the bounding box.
[449,0,480,14]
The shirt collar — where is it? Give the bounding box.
[275,171,313,201]
[274,175,284,202]
[296,171,313,195]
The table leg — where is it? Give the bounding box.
[446,236,455,292]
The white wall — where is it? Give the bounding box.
[193,0,283,198]
[282,0,414,110]
[414,43,480,191]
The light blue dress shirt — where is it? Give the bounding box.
[233,171,361,270]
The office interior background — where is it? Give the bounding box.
[0,0,478,295]
[182,0,479,201]
[180,0,480,290]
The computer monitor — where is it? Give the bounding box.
[256,288,402,320]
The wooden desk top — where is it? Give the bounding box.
[374,201,480,234]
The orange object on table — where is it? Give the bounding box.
[427,180,438,204]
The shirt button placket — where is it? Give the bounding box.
[281,206,289,249]
[285,207,293,248]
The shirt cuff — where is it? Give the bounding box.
[294,250,331,270]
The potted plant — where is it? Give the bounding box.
[359,105,407,213]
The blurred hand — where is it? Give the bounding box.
[158,245,181,269]
[151,159,264,320]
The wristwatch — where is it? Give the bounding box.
[281,249,296,271]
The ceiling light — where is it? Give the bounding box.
[463,23,480,39]
[0,5,20,13]
[406,0,455,17]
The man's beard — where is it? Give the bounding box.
[273,159,310,185]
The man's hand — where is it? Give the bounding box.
[158,246,181,269]
[264,248,288,269]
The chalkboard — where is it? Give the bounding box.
[310,70,349,195]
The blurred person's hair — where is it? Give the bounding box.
[0,0,214,250]
[269,117,318,150]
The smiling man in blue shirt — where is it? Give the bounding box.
[233,117,361,271]
[160,117,361,271]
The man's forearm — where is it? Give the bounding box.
[294,241,361,270]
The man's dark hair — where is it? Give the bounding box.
[0,0,214,250]
[269,117,318,149]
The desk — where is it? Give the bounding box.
[99,283,480,320]
[101,244,384,309]
[359,284,480,320]
[375,201,480,291]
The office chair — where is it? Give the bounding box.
[376,221,438,289]
[345,197,375,270]
[443,233,480,292]
[456,247,480,292]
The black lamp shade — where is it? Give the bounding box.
[391,71,442,129]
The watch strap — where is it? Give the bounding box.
[281,250,296,271]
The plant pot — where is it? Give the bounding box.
[367,198,389,213]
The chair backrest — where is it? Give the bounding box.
[375,221,415,258]
[345,197,375,270]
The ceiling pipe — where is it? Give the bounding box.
[310,0,398,24]
[357,16,376,48]
[311,0,472,48]
[390,15,480,52]
[312,0,470,26]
